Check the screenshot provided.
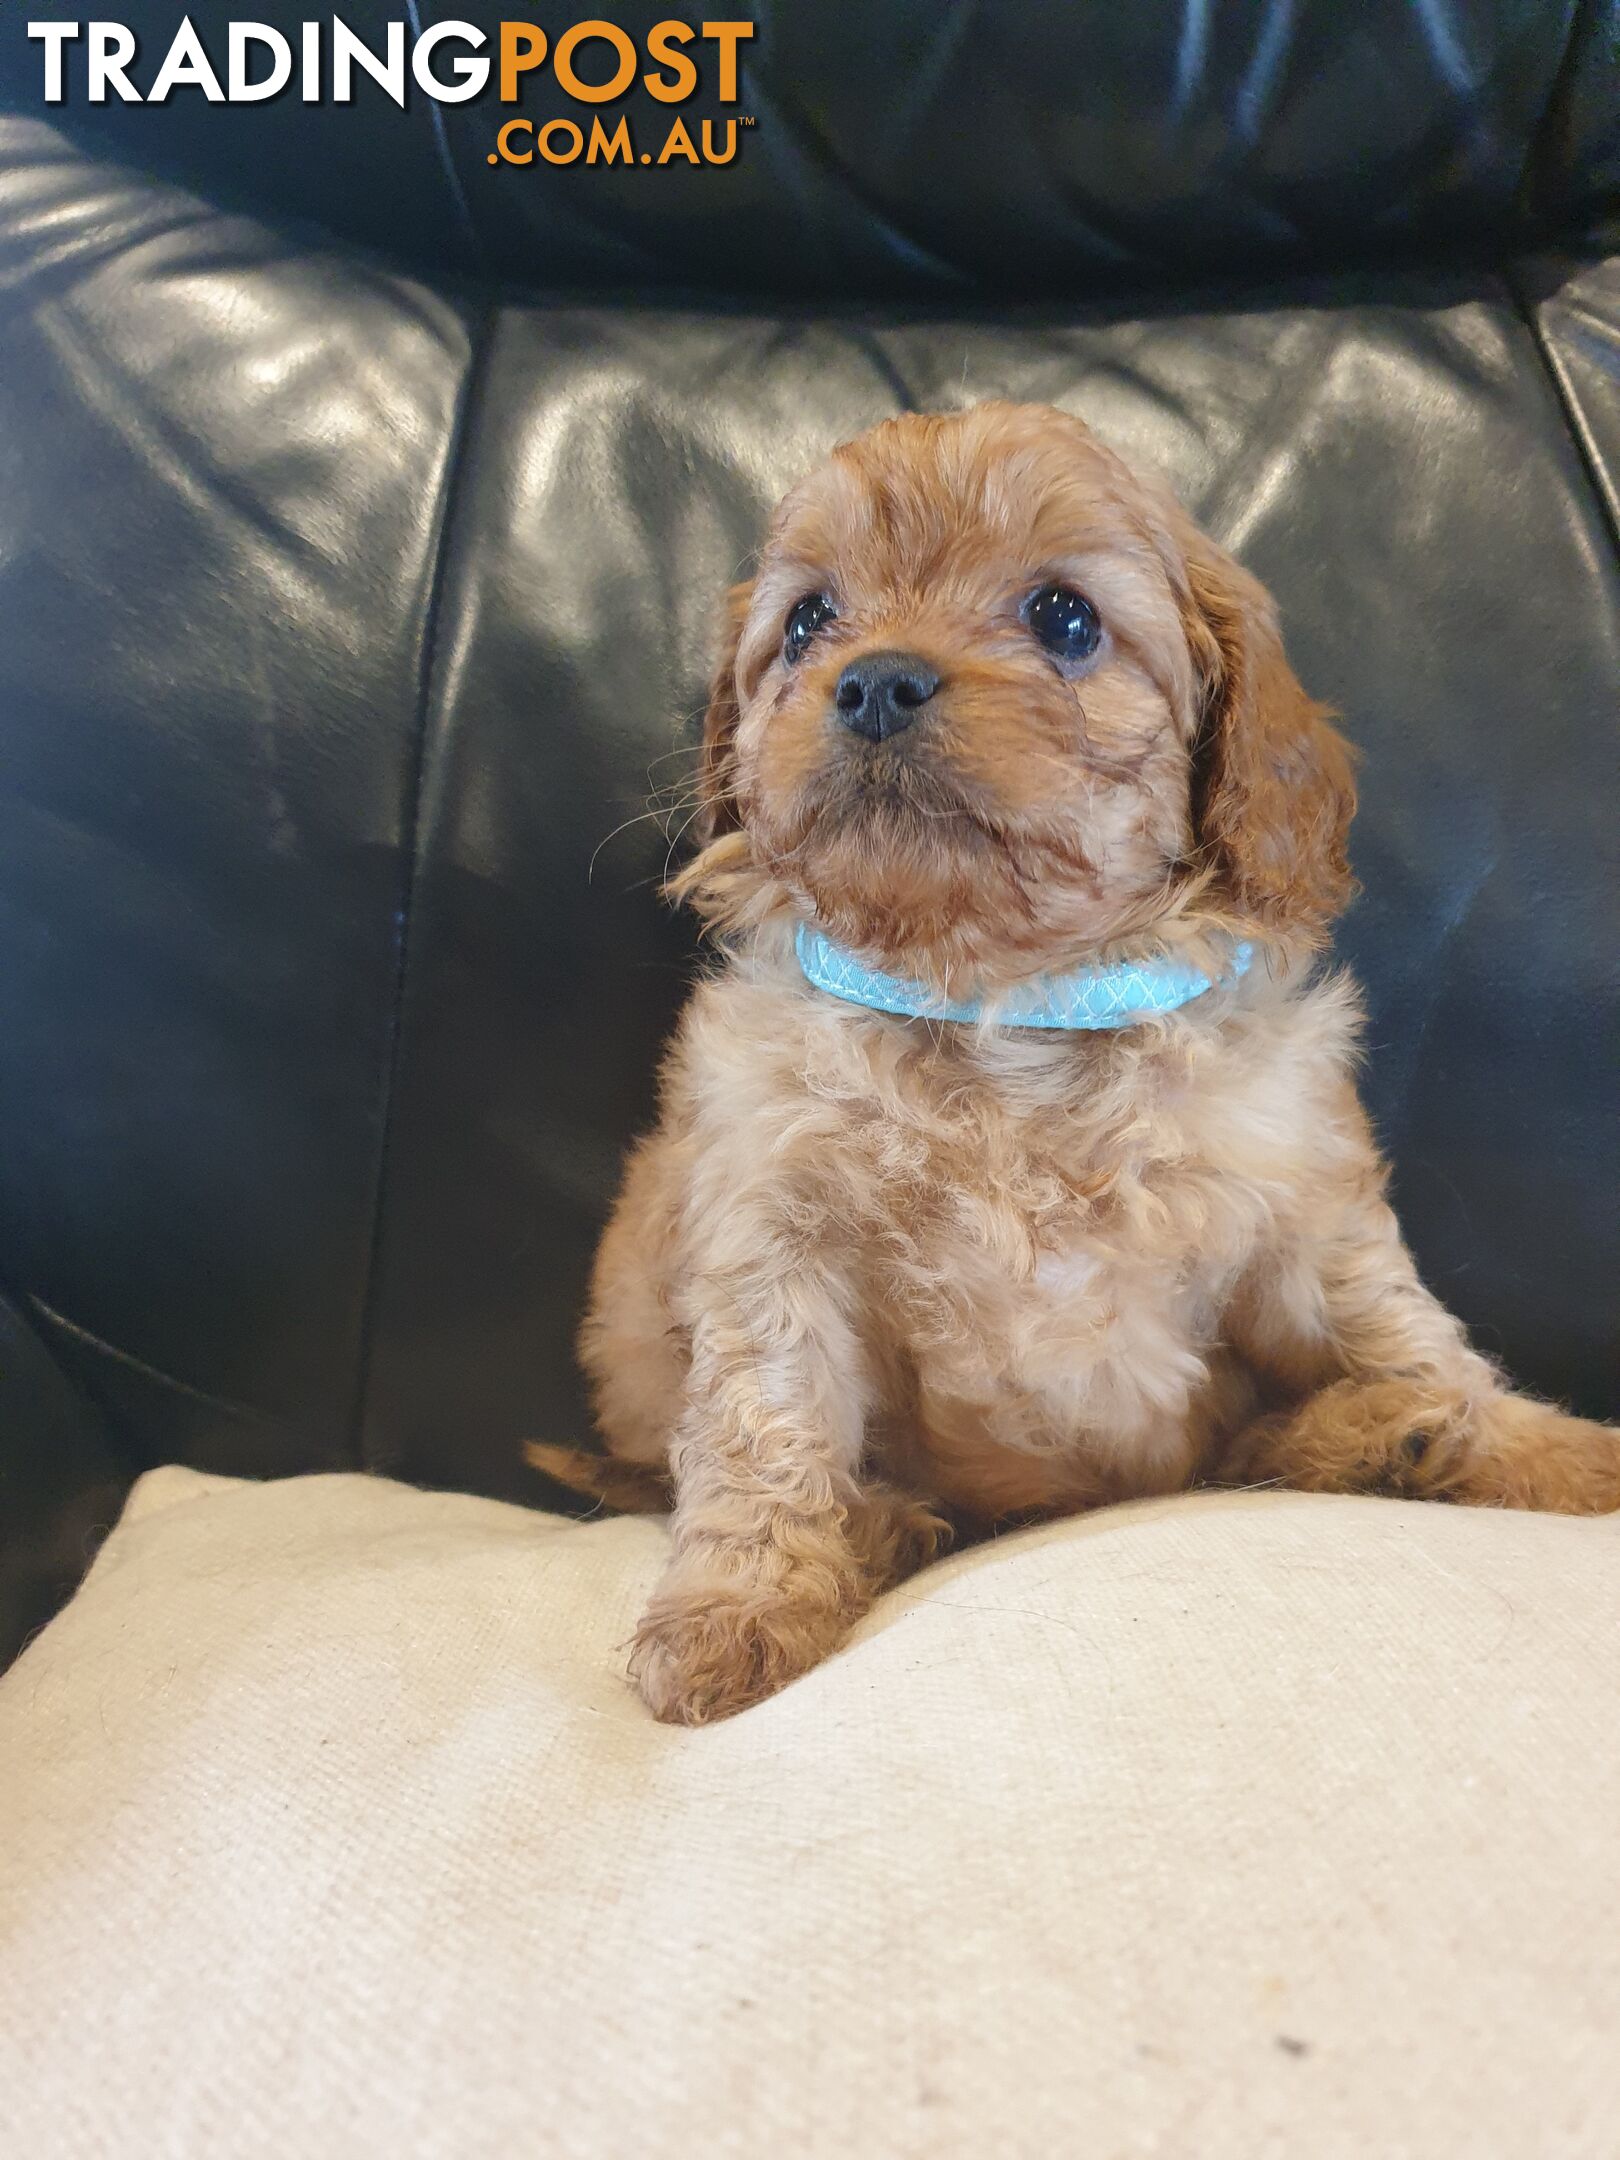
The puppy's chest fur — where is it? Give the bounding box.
[680,964,1358,1501]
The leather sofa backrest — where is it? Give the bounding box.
[3,1,1617,302]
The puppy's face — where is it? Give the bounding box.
[691,404,1354,984]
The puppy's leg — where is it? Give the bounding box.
[1221,1182,1618,1513]
[574,1133,691,1476]
[629,1269,931,1726]
[527,1131,688,1514]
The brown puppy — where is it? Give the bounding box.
[530,402,1618,1725]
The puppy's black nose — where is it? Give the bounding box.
[833,651,940,743]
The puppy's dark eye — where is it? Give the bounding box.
[1024,583,1101,664]
[784,592,836,665]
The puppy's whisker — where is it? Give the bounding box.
[660,799,709,887]
[588,806,678,881]
[588,784,709,883]
[644,743,705,776]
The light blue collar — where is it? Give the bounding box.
[796,924,1252,1030]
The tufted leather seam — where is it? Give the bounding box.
[345,302,497,1470]
[1514,0,1612,243]
[1505,259,1620,566]
[402,0,491,274]
[26,1296,274,1433]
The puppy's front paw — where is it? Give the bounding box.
[628,1573,857,1725]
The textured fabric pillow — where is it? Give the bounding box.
[2,1466,1617,2157]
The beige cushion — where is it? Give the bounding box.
[1,1466,1617,2157]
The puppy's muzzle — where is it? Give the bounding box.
[833,651,940,743]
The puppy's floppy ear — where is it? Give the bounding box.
[692,578,754,844]
[1181,532,1357,942]
[667,576,770,928]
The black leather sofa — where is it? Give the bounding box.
[2,3,1616,1670]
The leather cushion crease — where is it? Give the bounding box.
[1515,253,1620,542]
[0,0,1615,1664]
